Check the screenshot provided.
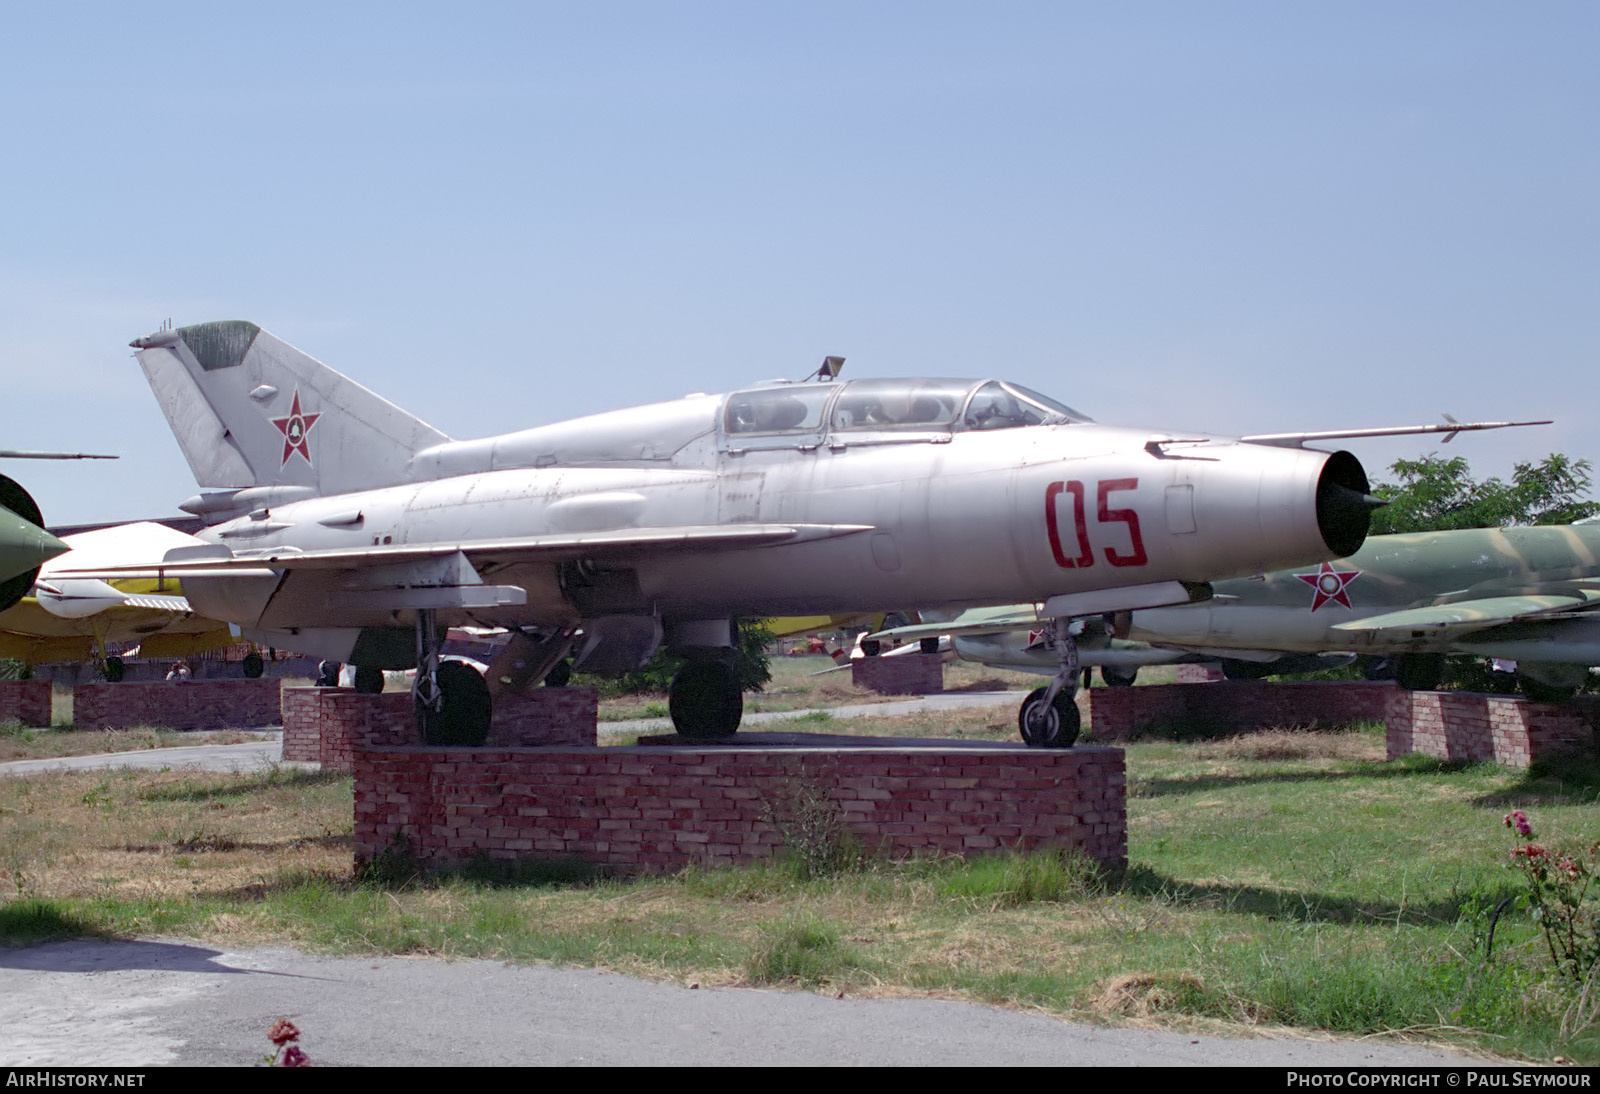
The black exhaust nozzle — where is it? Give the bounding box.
[1315,450,1378,558]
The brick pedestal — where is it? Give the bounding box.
[1083,681,1396,740]
[1385,691,1600,768]
[71,678,284,731]
[0,680,51,727]
[852,653,943,695]
[282,686,599,771]
[354,741,1126,873]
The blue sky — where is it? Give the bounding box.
[3,2,1595,524]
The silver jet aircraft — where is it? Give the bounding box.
[96,319,1499,746]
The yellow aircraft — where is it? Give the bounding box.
[0,521,243,679]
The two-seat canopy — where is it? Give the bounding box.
[722,379,1087,442]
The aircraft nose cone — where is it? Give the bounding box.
[0,505,67,583]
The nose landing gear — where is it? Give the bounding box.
[1017,616,1081,748]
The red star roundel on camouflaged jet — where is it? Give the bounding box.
[271,389,321,467]
[1295,562,1361,611]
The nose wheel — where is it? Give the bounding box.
[1018,686,1080,748]
[1017,616,1081,748]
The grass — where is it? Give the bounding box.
[595,654,1036,721]
[7,713,1600,1062]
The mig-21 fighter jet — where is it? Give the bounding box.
[81,320,1540,745]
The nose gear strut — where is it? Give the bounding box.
[1017,616,1082,748]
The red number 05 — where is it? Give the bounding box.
[1046,478,1148,569]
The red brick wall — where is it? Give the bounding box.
[0,680,51,727]
[852,653,943,695]
[283,686,599,771]
[282,688,416,768]
[72,678,283,731]
[1385,691,1600,768]
[353,743,1127,873]
[1083,681,1395,739]
[1174,664,1225,684]
[488,688,598,747]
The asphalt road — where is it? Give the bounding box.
[0,939,1492,1067]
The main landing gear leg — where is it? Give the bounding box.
[1017,617,1082,749]
[413,608,491,746]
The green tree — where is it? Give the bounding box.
[1368,453,1600,535]
[576,618,775,695]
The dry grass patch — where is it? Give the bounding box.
[1091,971,1224,1020]
[1193,729,1386,764]
[0,767,351,906]
[831,707,1017,741]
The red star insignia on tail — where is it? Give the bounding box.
[1295,562,1361,611]
[270,389,321,467]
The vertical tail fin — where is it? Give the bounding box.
[131,321,450,496]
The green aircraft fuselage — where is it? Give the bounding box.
[922,524,1600,690]
[1129,523,1600,661]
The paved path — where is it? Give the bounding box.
[0,691,1032,776]
[0,735,294,777]
[0,939,1494,1067]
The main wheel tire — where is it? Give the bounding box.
[102,656,125,683]
[418,660,493,746]
[1220,659,1269,681]
[1394,653,1445,691]
[353,666,384,694]
[668,661,743,739]
[317,660,342,688]
[543,659,572,687]
[242,651,265,678]
[1101,665,1138,688]
[1018,686,1080,749]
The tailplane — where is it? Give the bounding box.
[131,321,450,497]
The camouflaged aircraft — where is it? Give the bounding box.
[875,522,1600,724]
[82,319,1543,745]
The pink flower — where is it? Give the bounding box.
[1504,810,1533,837]
[268,1020,300,1046]
[280,1045,310,1067]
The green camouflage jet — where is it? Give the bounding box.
[874,521,1600,727]
[0,453,98,612]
